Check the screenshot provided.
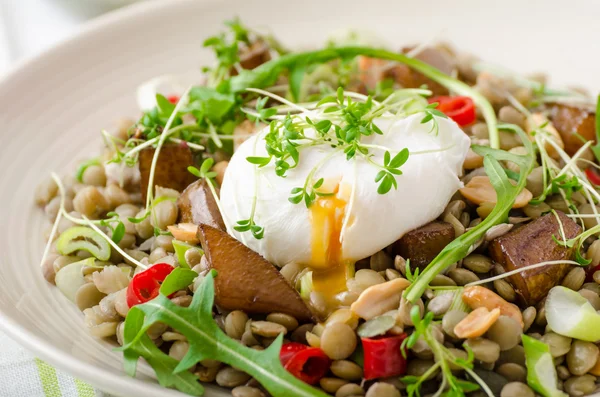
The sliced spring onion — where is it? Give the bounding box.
[545,286,600,342]
[55,258,95,303]
[522,334,567,397]
[172,239,203,269]
[56,226,111,261]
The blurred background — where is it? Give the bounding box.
[0,0,143,75]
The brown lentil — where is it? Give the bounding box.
[447,268,479,286]
[73,186,109,218]
[430,274,457,287]
[335,383,365,397]
[442,310,468,339]
[195,365,220,383]
[486,315,522,351]
[406,359,437,379]
[522,202,551,219]
[320,378,349,394]
[305,332,320,348]
[184,248,202,267]
[496,363,526,383]
[561,267,586,291]
[75,283,105,311]
[522,307,536,332]
[216,367,251,388]
[151,200,178,231]
[225,311,248,340]
[541,332,572,357]
[464,338,500,363]
[398,297,424,326]
[385,268,400,280]
[500,382,534,397]
[564,375,597,396]
[556,365,570,380]
[365,383,400,397]
[35,177,59,206]
[330,360,363,381]
[355,269,385,288]
[462,254,493,274]
[579,288,600,310]
[427,293,453,317]
[393,255,406,273]
[251,321,287,338]
[290,324,313,344]
[566,340,599,376]
[320,323,356,360]
[231,386,265,397]
[493,279,516,302]
[498,345,526,367]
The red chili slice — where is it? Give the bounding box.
[428,96,476,127]
[126,263,175,308]
[280,342,331,385]
[586,168,600,186]
[167,95,180,104]
[361,334,407,380]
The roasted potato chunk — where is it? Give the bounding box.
[392,221,455,270]
[197,224,313,322]
[139,144,197,202]
[489,211,581,306]
[177,179,225,231]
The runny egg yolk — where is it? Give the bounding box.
[309,181,353,306]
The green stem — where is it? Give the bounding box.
[229,46,499,148]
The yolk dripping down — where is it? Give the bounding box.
[309,182,353,307]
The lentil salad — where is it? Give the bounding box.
[35,19,600,397]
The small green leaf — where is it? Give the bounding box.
[199,158,215,177]
[389,148,410,169]
[187,166,202,178]
[111,222,126,244]
[313,178,324,189]
[160,268,198,296]
[246,156,272,166]
[383,151,391,167]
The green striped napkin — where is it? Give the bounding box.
[0,331,112,397]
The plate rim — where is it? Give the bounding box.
[0,0,216,395]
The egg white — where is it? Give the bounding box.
[220,113,470,267]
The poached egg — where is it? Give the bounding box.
[220,114,470,281]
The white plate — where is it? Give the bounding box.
[0,0,599,396]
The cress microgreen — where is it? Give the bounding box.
[420,102,448,135]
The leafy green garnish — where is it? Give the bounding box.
[121,270,328,397]
[122,308,204,396]
[404,124,536,303]
[159,267,198,296]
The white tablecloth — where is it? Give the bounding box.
[0,3,133,395]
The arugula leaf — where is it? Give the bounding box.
[121,271,328,397]
[403,124,536,302]
[122,308,204,396]
[188,87,236,124]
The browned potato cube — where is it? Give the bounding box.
[392,221,455,270]
[489,211,581,306]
